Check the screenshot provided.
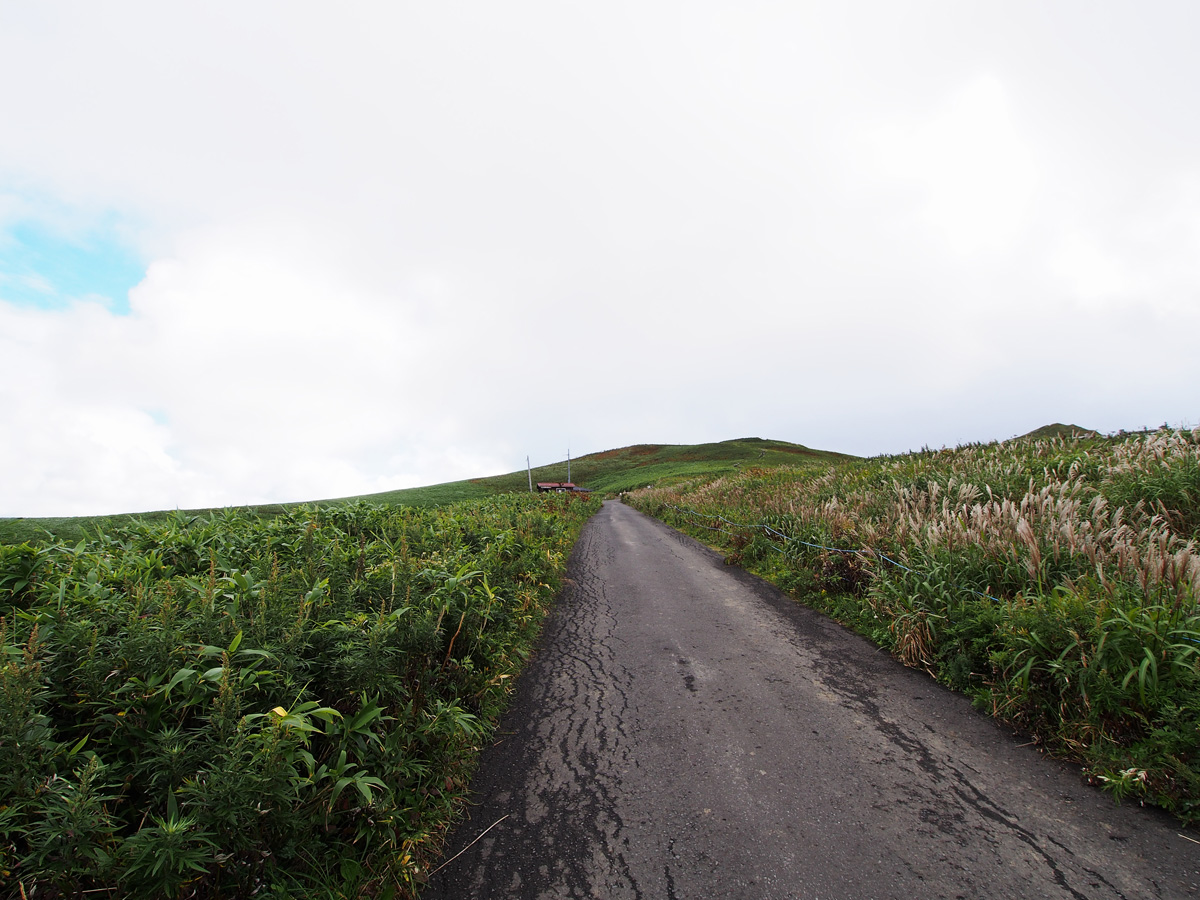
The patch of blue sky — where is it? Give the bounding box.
[0,220,144,315]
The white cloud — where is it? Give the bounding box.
[1049,233,1137,305]
[869,76,1040,257]
[0,221,514,515]
[1049,173,1200,312]
[2,3,1200,516]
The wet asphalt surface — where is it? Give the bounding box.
[423,500,1200,899]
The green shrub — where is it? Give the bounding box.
[0,492,599,896]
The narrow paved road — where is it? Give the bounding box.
[424,501,1199,899]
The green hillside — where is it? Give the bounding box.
[0,438,850,544]
[1018,422,1097,441]
[455,437,845,495]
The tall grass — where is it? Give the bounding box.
[629,429,1200,822]
[0,492,599,898]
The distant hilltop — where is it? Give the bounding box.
[1017,423,1098,441]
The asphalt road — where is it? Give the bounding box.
[424,500,1200,899]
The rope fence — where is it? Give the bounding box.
[656,504,1200,630]
[656,502,1003,602]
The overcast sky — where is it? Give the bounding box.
[2,2,1198,516]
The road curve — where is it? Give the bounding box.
[424,500,1199,899]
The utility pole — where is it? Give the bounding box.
[567,447,571,484]
[527,456,533,493]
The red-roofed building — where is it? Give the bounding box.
[536,482,591,493]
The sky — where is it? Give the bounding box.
[2,1,1198,517]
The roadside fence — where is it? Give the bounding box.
[657,502,1001,602]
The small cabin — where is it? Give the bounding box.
[536,482,591,494]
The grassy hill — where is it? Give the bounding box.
[0,437,851,544]
[1017,422,1097,441]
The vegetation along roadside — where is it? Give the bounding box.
[627,427,1200,825]
[0,437,841,548]
[1,491,600,898]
